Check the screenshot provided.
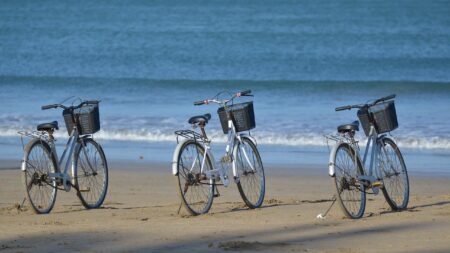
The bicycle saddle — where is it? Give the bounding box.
[37,121,59,131]
[337,120,359,133]
[188,113,211,125]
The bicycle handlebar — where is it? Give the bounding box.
[193,90,252,106]
[41,104,61,110]
[194,100,207,106]
[335,105,352,111]
[41,100,100,111]
[335,94,396,112]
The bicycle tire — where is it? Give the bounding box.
[379,137,409,210]
[175,139,214,215]
[333,142,366,219]
[73,138,109,209]
[22,138,58,214]
[234,136,265,209]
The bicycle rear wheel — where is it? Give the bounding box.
[379,137,409,210]
[22,139,57,214]
[176,140,214,215]
[333,143,366,219]
[234,137,265,209]
[73,138,108,209]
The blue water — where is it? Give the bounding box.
[1,1,450,172]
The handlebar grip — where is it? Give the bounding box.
[335,105,352,111]
[194,100,206,106]
[381,94,396,101]
[41,104,58,110]
[239,90,252,96]
[374,94,396,105]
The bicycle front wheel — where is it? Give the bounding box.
[22,139,57,214]
[333,143,366,219]
[234,137,265,209]
[379,137,409,210]
[176,140,214,215]
[73,138,108,209]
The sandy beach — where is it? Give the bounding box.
[1,160,449,253]
[1,1,450,252]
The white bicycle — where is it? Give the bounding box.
[19,100,108,214]
[172,90,265,215]
[327,94,409,219]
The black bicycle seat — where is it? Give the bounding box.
[337,121,359,133]
[188,114,211,125]
[37,121,59,131]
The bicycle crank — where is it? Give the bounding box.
[48,172,72,192]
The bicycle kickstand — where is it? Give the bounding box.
[316,195,337,219]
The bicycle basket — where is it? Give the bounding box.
[357,100,398,136]
[217,102,255,134]
[63,104,100,135]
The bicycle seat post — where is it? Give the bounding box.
[198,122,208,140]
[47,129,55,141]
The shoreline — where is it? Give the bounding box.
[1,137,449,174]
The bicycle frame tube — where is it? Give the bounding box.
[225,119,236,155]
[199,142,211,174]
[363,125,380,178]
[200,118,236,174]
[50,126,79,174]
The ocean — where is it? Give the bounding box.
[1,0,449,172]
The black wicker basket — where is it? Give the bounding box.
[217,102,255,134]
[358,100,398,136]
[63,104,100,135]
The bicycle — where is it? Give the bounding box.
[172,90,265,215]
[19,100,108,214]
[326,94,409,219]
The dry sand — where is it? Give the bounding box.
[1,160,450,253]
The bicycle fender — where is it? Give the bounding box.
[21,159,27,171]
[232,136,256,178]
[328,141,342,177]
[172,138,190,175]
[232,140,240,178]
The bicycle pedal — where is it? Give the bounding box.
[220,155,232,163]
[371,181,383,188]
[214,193,220,198]
[79,187,91,192]
[56,179,64,186]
